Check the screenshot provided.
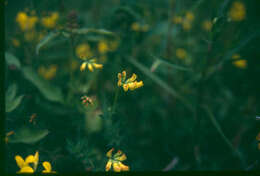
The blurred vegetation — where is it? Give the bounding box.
[4,0,260,172]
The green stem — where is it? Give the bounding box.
[111,87,120,116]
[203,105,245,168]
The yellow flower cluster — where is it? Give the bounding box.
[76,43,93,59]
[117,71,143,92]
[16,12,38,31]
[80,58,103,72]
[176,48,187,59]
[105,148,129,172]
[201,20,213,31]
[131,22,149,32]
[231,54,247,69]
[173,11,195,31]
[15,151,55,173]
[228,1,246,22]
[38,65,57,80]
[41,12,59,29]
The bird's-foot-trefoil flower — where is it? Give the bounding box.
[80,58,103,72]
[105,148,129,172]
[15,151,56,173]
[42,161,56,173]
[117,71,143,92]
[15,151,39,173]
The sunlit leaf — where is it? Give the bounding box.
[22,67,64,103]
[5,84,24,113]
[36,32,60,55]
[8,127,49,144]
[5,52,21,69]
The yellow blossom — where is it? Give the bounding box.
[232,60,247,69]
[75,43,93,59]
[38,65,57,80]
[16,12,38,31]
[228,1,246,21]
[176,48,187,59]
[11,39,20,47]
[117,71,143,92]
[131,22,141,31]
[80,59,103,72]
[185,11,194,22]
[182,21,192,31]
[15,151,39,173]
[42,161,56,173]
[231,54,247,69]
[105,149,129,172]
[202,20,212,31]
[98,40,109,54]
[172,16,183,24]
[41,12,59,28]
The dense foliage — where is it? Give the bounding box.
[4,0,260,172]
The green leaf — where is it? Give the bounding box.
[151,54,192,72]
[5,52,21,69]
[71,28,116,37]
[8,127,49,144]
[36,32,60,55]
[22,67,64,103]
[5,84,24,113]
[6,95,24,113]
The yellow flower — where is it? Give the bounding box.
[117,71,143,92]
[41,12,59,28]
[11,39,20,47]
[231,54,247,69]
[185,11,194,22]
[42,161,56,173]
[176,48,187,59]
[75,43,93,59]
[24,30,37,42]
[98,40,109,54]
[172,16,183,24]
[131,22,141,31]
[182,21,192,31]
[15,151,39,173]
[228,1,246,22]
[16,12,38,31]
[38,65,57,80]
[201,20,212,31]
[232,60,247,69]
[105,149,129,172]
[80,59,103,72]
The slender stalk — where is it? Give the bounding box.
[111,87,119,116]
[203,105,245,168]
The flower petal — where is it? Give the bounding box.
[88,63,94,72]
[123,84,129,92]
[119,162,129,171]
[42,161,52,172]
[15,155,25,169]
[113,162,121,172]
[25,155,35,164]
[106,148,114,158]
[105,160,112,171]
[18,166,34,173]
[116,154,127,161]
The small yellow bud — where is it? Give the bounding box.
[88,63,94,72]
[135,81,144,88]
[123,84,129,92]
[80,62,87,71]
[105,160,112,171]
[93,63,103,69]
[106,148,114,158]
[127,73,137,82]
